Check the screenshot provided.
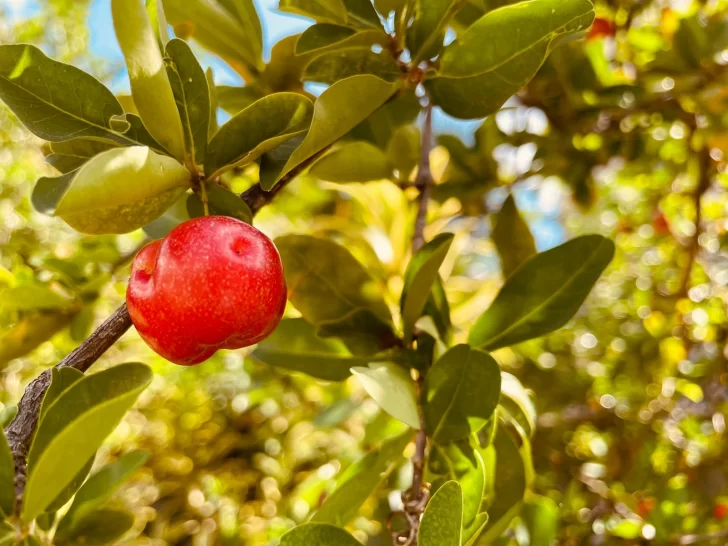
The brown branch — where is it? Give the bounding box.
[4,163,308,511]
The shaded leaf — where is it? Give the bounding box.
[522,495,560,546]
[406,0,462,62]
[142,191,191,239]
[312,431,410,525]
[468,235,615,350]
[424,344,501,444]
[113,0,185,160]
[429,440,485,525]
[0,285,71,313]
[205,68,219,138]
[464,512,490,546]
[216,85,265,115]
[252,318,366,381]
[303,48,400,84]
[425,0,595,119]
[271,75,397,187]
[23,363,153,522]
[32,171,77,216]
[205,92,313,178]
[280,523,362,546]
[316,308,400,357]
[350,88,421,147]
[400,233,454,342]
[54,146,190,235]
[45,139,117,174]
[45,456,95,514]
[0,428,14,517]
[342,0,383,28]
[39,368,84,421]
[146,0,172,47]
[218,0,264,62]
[387,124,420,178]
[351,363,420,428]
[420,481,463,546]
[165,38,210,165]
[499,372,536,438]
[258,133,307,189]
[492,194,536,279]
[309,141,393,182]
[186,185,252,224]
[296,24,387,55]
[279,0,348,25]
[56,508,134,546]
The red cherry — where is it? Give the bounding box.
[714,503,728,521]
[126,216,287,365]
[589,18,615,40]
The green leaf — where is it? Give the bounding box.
[492,194,536,279]
[0,428,14,517]
[342,0,383,28]
[186,185,252,224]
[0,45,139,144]
[280,523,362,546]
[70,307,95,342]
[401,233,454,342]
[22,363,153,522]
[146,0,172,47]
[303,48,400,84]
[420,481,463,546]
[216,85,265,115]
[270,75,398,187]
[296,24,387,55]
[56,451,148,537]
[349,88,421,148]
[351,363,419,428]
[218,0,264,63]
[425,0,595,119]
[0,521,14,546]
[387,124,420,178]
[424,344,501,444]
[45,139,118,174]
[113,0,186,160]
[309,141,393,182]
[205,93,313,178]
[39,368,84,421]
[0,285,71,313]
[0,406,17,428]
[45,456,95,514]
[429,440,485,525]
[54,146,190,235]
[316,308,400,357]
[468,235,615,350]
[56,508,134,546]
[499,372,536,438]
[312,431,410,525]
[252,318,366,381]
[32,171,77,216]
[522,496,560,546]
[165,39,210,165]
[406,0,463,62]
[206,68,219,138]
[279,0,348,25]
[142,191,191,239]
[373,0,406,16]
[464,512,490,546]
[258,133,307,189]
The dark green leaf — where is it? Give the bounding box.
[23,363,153,522]
[429,440,485,525]
[165,39,210,165]
[205,92,313,178]
[419,481,463,546]
[186,185,252,224]
[351,363,419,428]
[258,133,307,189]
[32,171,77,216]
[279,523,362,546]
[406,0,462,62]
[56,508,134,546]
[36,512,55,531]
[342,0,383,28]
[303,48,400,84]
[279,0,348,25]
[316,308,399,357]
[56,451,148,537]
[309,141,393,182]
[39,368,84,421]
[252,318,366,381]
[425,0,595,119]
[424,344,501,444]
[350,88,421,148]
[492,194,536,279]
[270,75,397,187]
[522,495,560,546]
[296,24,387,55]
[468,235,615,350]
[312,431,410,525]
[401,233,454,342]
[0,428,14,517]
[45,139,117,174]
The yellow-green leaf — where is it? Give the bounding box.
[492,194,536,279]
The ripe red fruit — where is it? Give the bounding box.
[126,216,287,365]
[714,503,728,521]
[589,18,615,40]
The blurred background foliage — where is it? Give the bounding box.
[3,0,728,544]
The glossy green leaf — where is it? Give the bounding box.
[45,139,117,174]
[492,194,536,279]
[468,235,615,350]
[22,363,153,522]
[499,372,536,438]
[522,495,560,546]
[0,428,14,517]
[271,75,398,187]
[113,0,186,160]
[32,171,77,216]
[406,0,462,62]
[420,480,463,546]
[39,368,84,421]
[280,523,362,546]
[387,124,420,178]
[56,508,134,546]
[186,185,252,224]
[312,431,410,525]
[430,440,485,525]
[205,92,313,178]
[304,48,400,84]
[54,146,190,235]
[165,39,210,165]
[351,363,420,428]
[252,318,366,381]
[309,141,393,182]
[425,0,595,119]
[279,0,348,25]
[295,24,387,55]
[424,344,501,444]
[56,451,148,537]
[163,0,263,76]
[401,233,454,342]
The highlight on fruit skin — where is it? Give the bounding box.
[126,216,287,365]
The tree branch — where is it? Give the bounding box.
[4,164,307,510]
